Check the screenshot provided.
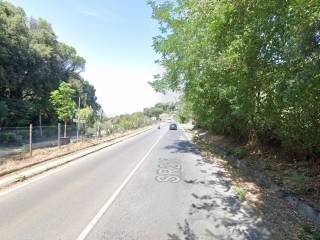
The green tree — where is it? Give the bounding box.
[0,2,100,127]
[69,77,100,112]
[149,0,320,159]
[50,82,76,137]
[143,106,164,118]
[176,97,191,124]
[78,106,94,134]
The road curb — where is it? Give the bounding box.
[0,126,154,189]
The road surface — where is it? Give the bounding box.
[0,125,271,240]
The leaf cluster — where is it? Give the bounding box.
[149,0,320,157]
[0,2,99,126]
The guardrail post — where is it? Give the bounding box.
[29,124,32,156]
[58,123,61,148]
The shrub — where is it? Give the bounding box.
[235,186,247,200]
[232,147,248,159]
[0,132,17,144]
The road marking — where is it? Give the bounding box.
[0,128,155,198]
[76,130,166,240]
[155,158,181,183]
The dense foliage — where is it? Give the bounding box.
[176,96,192,123]
[50,82,76,137]
[102,103,175,134]
[103,112,153,133]
[0,1,99,127]
[149,0,320,158]
[143,102,176,118]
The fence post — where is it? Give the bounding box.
[29,124,32,156]
[58,123,61,148]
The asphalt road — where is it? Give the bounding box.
[0,124,271,240]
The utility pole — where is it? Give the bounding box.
[77,96,80,141]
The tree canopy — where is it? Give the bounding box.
[50,82,76,123]
[149,0,320,158]
[0,1,100,127]
[143,102,176,118]
[50,82,76,137]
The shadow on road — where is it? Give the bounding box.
[164,140,200,155]
[167,182,271,240]
[165,139,272,239]
[167,220,197,240]
[165,132,307,239]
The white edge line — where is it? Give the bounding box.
[0,128,154,198]
[76,130,166,240]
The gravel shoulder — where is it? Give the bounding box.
[182,125,319,240]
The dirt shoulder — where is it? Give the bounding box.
[183,127,320,239]
[192,129,320,212]
[0,126,152,178]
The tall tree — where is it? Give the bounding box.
[0,1,100,127]
[149,0,320,158]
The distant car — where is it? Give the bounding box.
[169,123,177,130]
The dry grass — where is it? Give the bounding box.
[188,129,319,239]
[0,127,151,177]
[195,129,320,212]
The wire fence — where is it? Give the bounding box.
[0,122,150,160]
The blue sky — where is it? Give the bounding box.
[9,0,174,115]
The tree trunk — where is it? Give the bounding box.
[64,120,67,138]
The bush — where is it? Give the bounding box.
[313,231,320,240]
[235,186,247,200]
[232,147,248,159]
[0,132,17,144]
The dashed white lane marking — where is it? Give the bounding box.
[76,130,166,240]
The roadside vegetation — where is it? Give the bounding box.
[0,102,175,180]
[0,1,99,128]
[149,0,320,162]
[143,102,176,119]
[149,0,320,231]
[193,134,320,240]
[0,2,177,146]
[74,102,176,138]
[0,101,174,147]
